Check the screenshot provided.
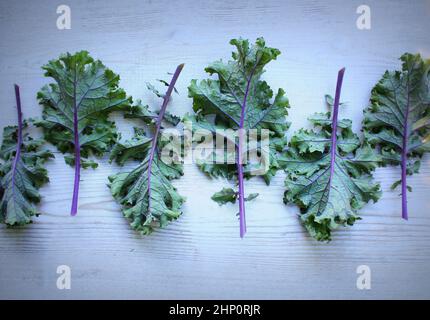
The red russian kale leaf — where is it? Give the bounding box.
[363,53,430,219]
[186,38,290,237]
[36,51,130,215]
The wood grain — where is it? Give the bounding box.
[0,0,430,299]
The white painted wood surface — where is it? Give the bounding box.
[1,0,430,299]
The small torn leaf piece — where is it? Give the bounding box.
[390,180,412,193]
[36,51,131,216]
[146,80,179,97]
[212,188,237,205]
[245,193,259,201]
[109,64,186,235]
[282,69,381,241]
[212,188,259,205]
[187,37,290,237]
[124,99,181,127]
[363,53,430,220]
[0,85,54,226]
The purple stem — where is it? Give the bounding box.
[146,64,184,212]
[401,83,410,220]
[327,68,345,191]
[11,84,23,196]
[71,70,80,216]
[237,132,246,238]
[237,64,258,238]
[401,156,408,220]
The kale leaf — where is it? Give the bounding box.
[36,51,131,215]
[363,53,430,220]
[283,69,381,241]
[109,64,186,235]
[186,38,290,237]
[0,85,54,225]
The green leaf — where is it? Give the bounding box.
[245,193,259,201]
[211,188,259,205]
[109,65,186,234]
[108,151,185,235]
[36,51,131,164]
[325,94,346,108]
[187,37,290,187]
[126,79,182,127]
[109,129,185,234]
[35,51,131,215]
[0,125,54,225]
[187,38,290,236]
[124,100,181,127]
[212,187,237,205]
[390,180,412,192]
[283,89,381,241]
[363,53,430,219]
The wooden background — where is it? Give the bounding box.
[0,0,430,299]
